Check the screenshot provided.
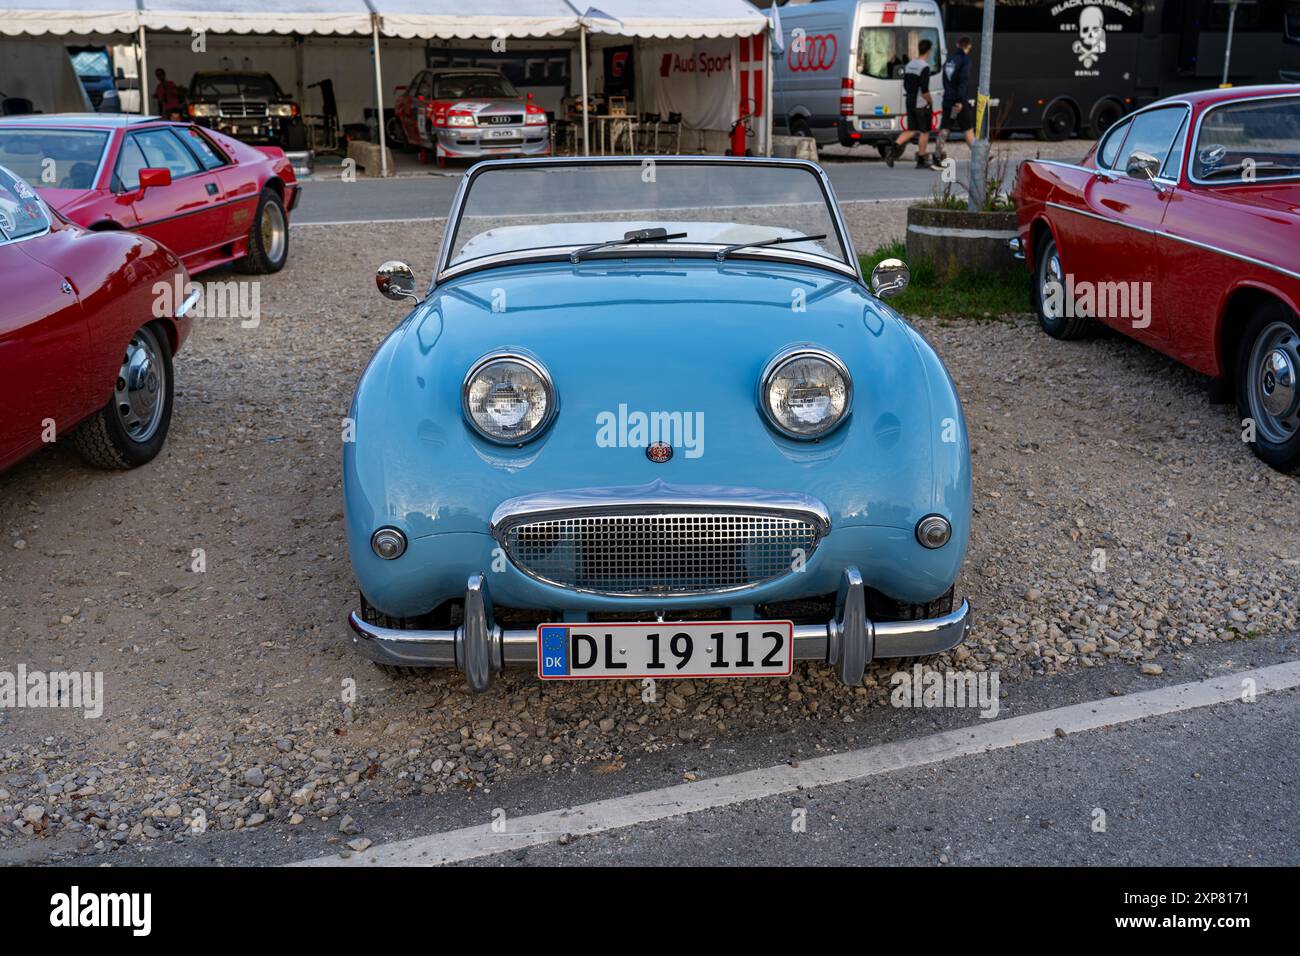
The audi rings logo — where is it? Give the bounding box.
[789,33,837,72]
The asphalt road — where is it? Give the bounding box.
[293,158,964,225]
[86,633,1300,867]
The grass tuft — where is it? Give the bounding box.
[861,241,1031,319]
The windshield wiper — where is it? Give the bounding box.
[570,227,688,263]
[714,233,828,261]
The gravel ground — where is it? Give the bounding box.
[1,202,1297,863]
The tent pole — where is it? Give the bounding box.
[138,25,149,115]
[764,31,773,156]
[372,16,388,177]
[580,24,590,156]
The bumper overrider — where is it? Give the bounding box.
[349,569,971,693]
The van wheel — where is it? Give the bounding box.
[1032,233,1094,340]
[1236,301,1300,473]
[790,117,812,140]
[1038,102,1076,141]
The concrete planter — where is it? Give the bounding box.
[905,205,1020,279]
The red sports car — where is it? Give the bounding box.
[1013,85,1300,473]
[0,114,300,276]
[0,164,195,472]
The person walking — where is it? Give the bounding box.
[883,38,938,169]
[936,36,975,164]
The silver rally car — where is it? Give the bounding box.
[390,68,550,165]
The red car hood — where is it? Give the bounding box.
[37,187,95,214]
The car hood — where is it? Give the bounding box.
[349,257,966,541]
[37,187,95,214]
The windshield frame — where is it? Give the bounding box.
[435,157,862,289]
[1188,92,1300,187]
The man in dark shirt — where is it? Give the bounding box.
[936,36,974,163]
[884,39,937,169]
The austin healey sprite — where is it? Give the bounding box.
[344,157,971,692]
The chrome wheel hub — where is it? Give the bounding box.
[261,202,286,263]
[115,327,165,443]
[1248,322,1300,444]
[1040,252,1063,318]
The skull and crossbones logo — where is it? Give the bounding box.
[1072,5,1107,69]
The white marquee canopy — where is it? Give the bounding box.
[0,0,772,170]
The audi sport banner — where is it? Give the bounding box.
[638,38,739,132]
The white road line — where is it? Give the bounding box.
[293,660,1300,867]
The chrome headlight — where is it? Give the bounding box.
[759,347,852,439]
[462,353,556,444]
[189,103,218,117]
[269,103,296,117]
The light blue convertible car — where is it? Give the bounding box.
[345,157,971,692]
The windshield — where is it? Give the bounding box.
[857,27,940,80]
[445,162,849,274]
[434,73,519,99]
[191,74,283,98]
[0,166,51,242]
[1192,95,1300,182]
[0,129,108,189]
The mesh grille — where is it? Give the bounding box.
[502,512,822,595]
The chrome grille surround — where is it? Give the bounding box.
[490,482,830,597]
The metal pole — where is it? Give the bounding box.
[138,25,149,115]
[968,0,996,212]
[580,24,590,156]
[764,30,774,156]
[1222,0,1238,86]
[372,16,388,177]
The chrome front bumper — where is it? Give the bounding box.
[348,567,972,693]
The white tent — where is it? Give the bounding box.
[0,0,140,37]
[0,0,772,168]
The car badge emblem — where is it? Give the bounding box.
[646,441,673,463]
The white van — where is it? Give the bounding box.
[771,0,947,153]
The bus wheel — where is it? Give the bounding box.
[1086,100,1123,139]
[1038,102,1076,141]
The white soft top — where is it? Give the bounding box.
[455,220,829,262]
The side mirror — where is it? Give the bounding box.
[376,260,418,302]
[1126,150,1162,187]
[138,167,171,192]
[870,257,910,299]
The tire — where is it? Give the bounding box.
[790,116,812,140]
[235,188,289,275]
[385,115,407,149]
[282,120,307,151]
[1038,101,1076,141]
[359,594,425,677]
[877,587,956,669]
[1032,232,1094,340]
[1235,301,1300,473]
[72,323,174,469]
[1086,99,1123,139]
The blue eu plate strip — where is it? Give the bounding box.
[540,626,569,676]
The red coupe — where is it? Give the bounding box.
[0,114,300,276]
[0,164,195,472]
[1013,85,1300,473]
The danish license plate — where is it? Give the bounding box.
[859,118,892,131]
[537,621,794,680]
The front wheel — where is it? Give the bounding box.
[1032,232,1094,340]
[235,188,289,275]
[72,323,174,469]
[1237,302,1300,473]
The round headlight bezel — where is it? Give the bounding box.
[461,351,557,445]
[759,346,853,440]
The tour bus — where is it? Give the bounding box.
[771,0,948,153]
[941,0,1300,139]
